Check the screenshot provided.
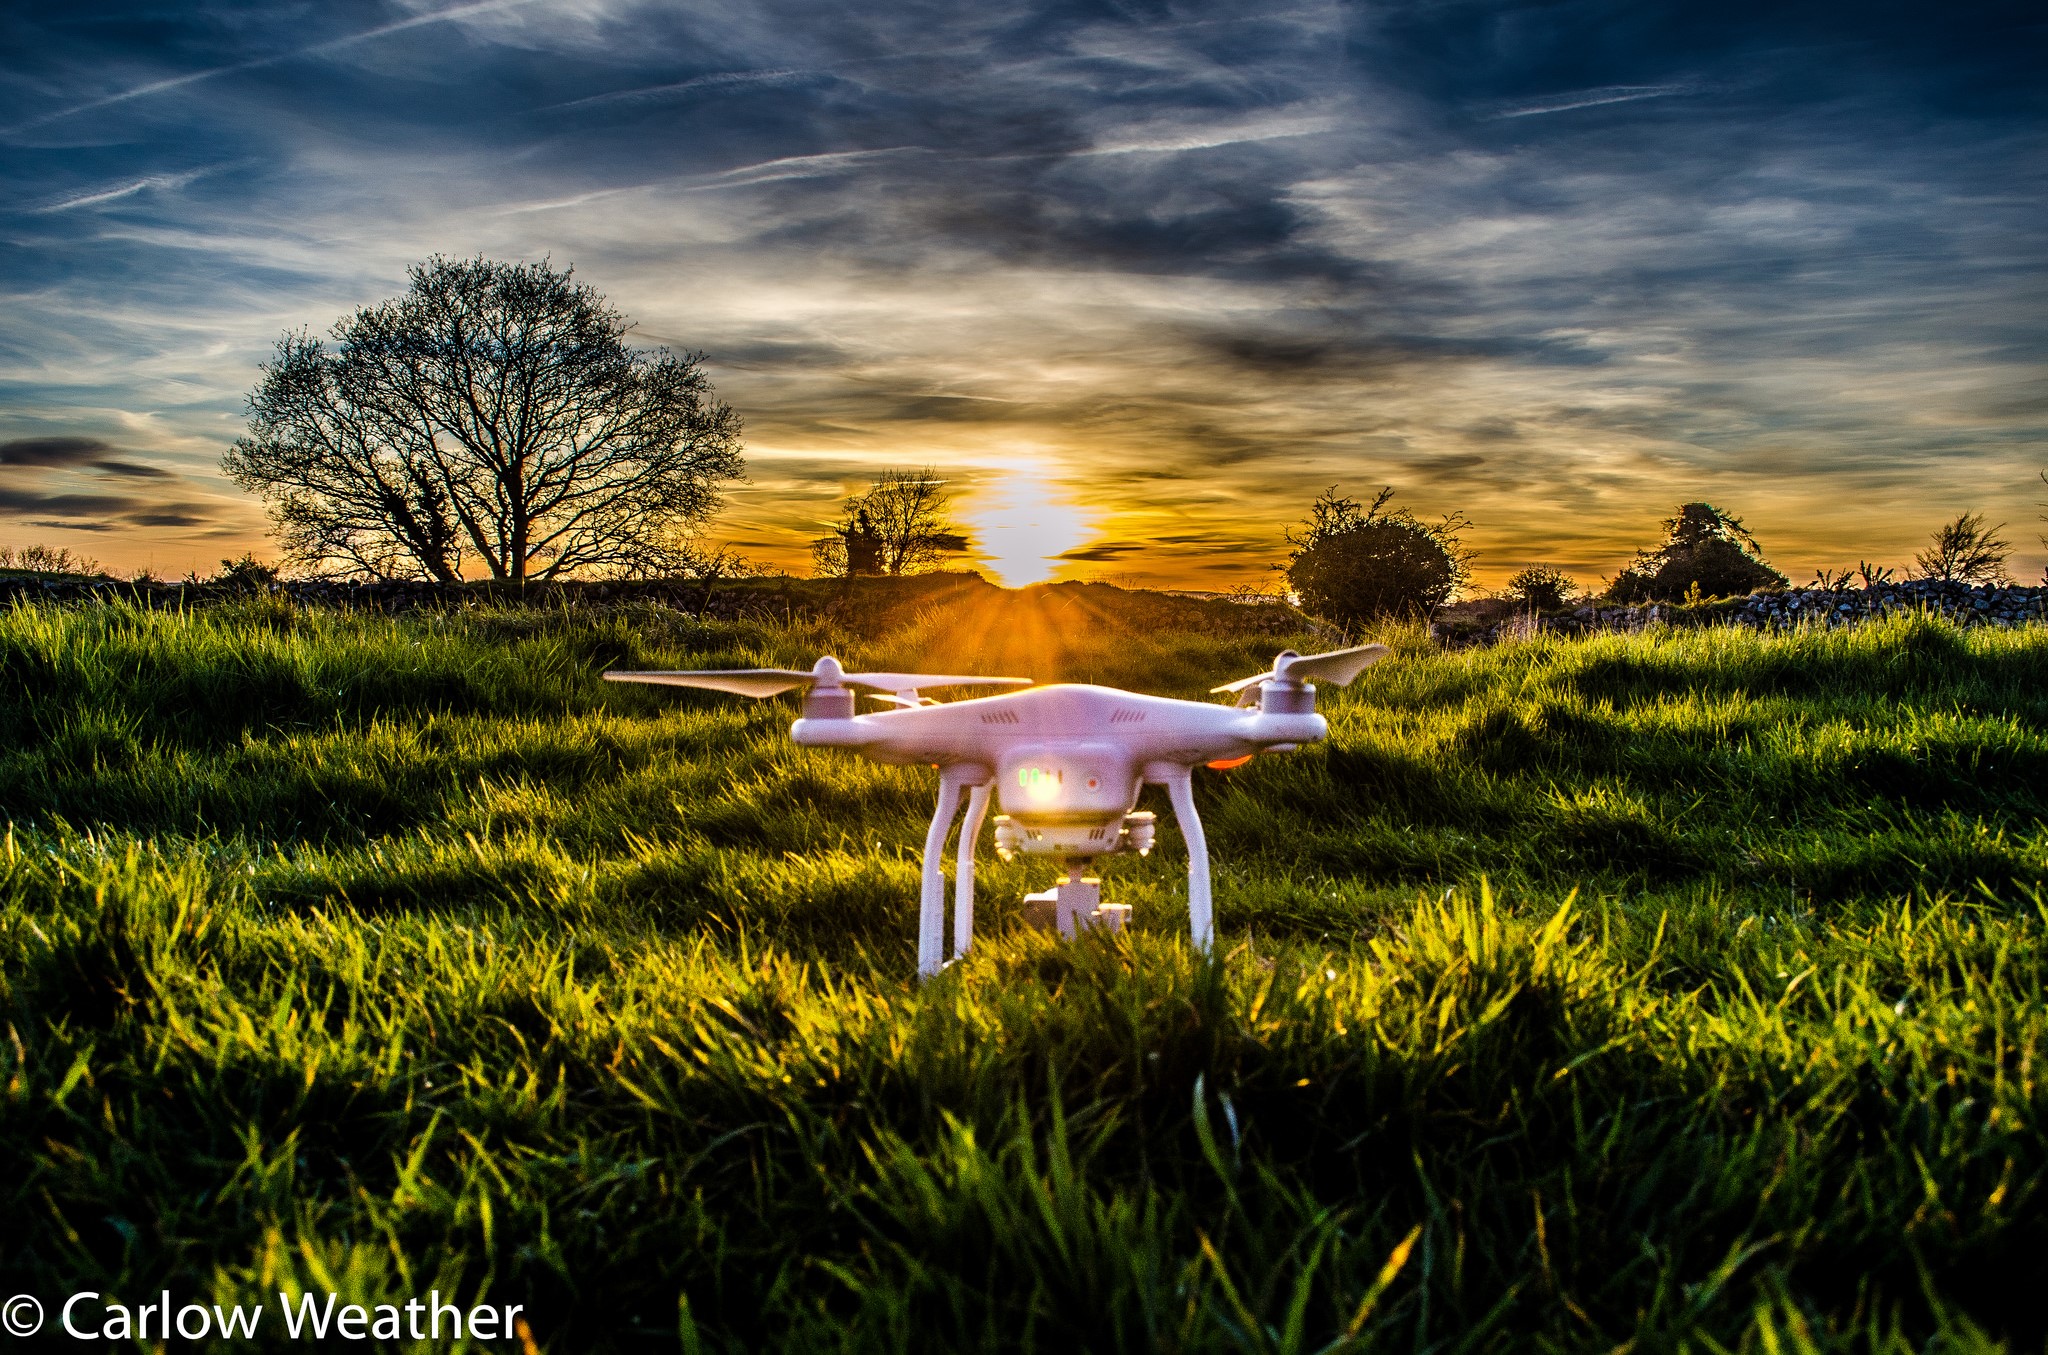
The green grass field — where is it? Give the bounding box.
[2,583,2045,1352]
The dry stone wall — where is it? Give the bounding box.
[1439,579,2047,646]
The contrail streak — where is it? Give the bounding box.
[25,164,230,213]
[6,0,541,132]
[553,68,819,111]
[1491,85,1693,119]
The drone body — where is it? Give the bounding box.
[606,645,1388,977]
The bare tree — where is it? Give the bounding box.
[223,256,744,582]
[1913,512,2011,584]
[812,468,969,577]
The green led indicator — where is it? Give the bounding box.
[1018,767,1062,790]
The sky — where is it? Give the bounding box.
[2,0,2044,590]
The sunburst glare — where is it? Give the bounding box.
[961,468,1095,587]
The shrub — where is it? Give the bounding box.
[1501,565,1578,611]
[1914,512,2010,584]
[1606,503,1787,603]
[0,543,103,576]
[1285,486,1472,623]
[210,553,282,592]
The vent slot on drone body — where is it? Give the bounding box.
[1110,709,1146,724]
[980,710,1022,725]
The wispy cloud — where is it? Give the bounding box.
[552,68,823,111]
[24,164,232,214]
[687,146,932,190]
[492,184,647,216]
[1078,109,1339,157]
[547,38,1008,115]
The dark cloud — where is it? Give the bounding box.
[0,436,114,467]
[125,509,211,526]
[1396,453,1489,479]
[0,484,217,530]
[1193,331,1440,379]
[1154,532,1270,556]
[1058,542,1139,562]
[0,489,143,516]
[915,183,1368,286]
[0,436,175,480]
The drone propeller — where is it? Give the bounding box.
[1213,643,1391,705]
[603,654,1031,701]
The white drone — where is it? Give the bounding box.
[604,644,1389,978]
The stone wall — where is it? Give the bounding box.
[1437,578,2048,646]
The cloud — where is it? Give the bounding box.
[0,485,218,525]
[0,438,177,480]
[689,147,932,191]
[552,67,826,112]
[125,509,214,527]
[1077,108,1339,157]
[1057,542,1140,562]
[24,166,232,214]
[0,437,115,468]
[0,437,212,532]
[0,488,150,516]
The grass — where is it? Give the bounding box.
[1,583,2045,1352]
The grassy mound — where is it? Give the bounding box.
[1,589,2044,1351]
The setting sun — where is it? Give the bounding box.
[961,468,1095,587]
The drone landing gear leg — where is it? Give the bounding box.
[918,767,976,980]
[1160,769,1214,952]
[953,781,992,961]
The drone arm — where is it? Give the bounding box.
[918,767,978,979]
[953,780,992,960]
[1153,766,1214,952]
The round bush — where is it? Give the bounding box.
[1607,503,1787,603]
[1502,566,1578,611]
[1289,518,1461,622]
